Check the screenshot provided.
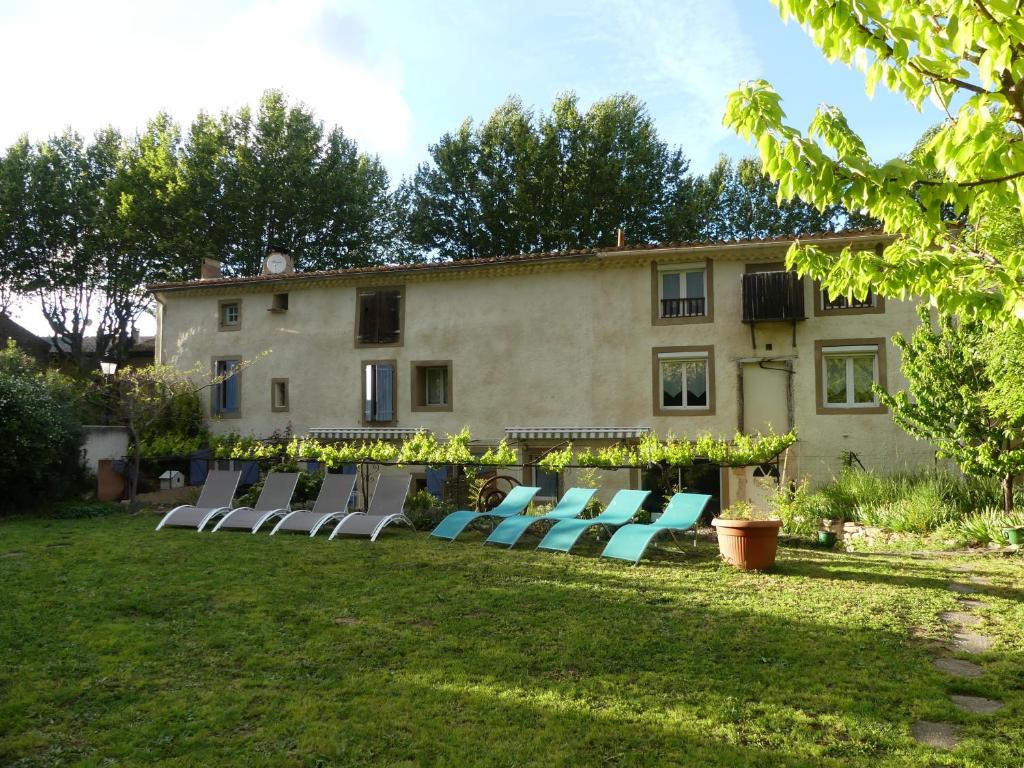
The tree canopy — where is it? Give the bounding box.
[0,83,893,371]
[724,1,1024,323]
[0,91,408,370]
[879,305,1024,511]
[695,155,877,240]
[406,93,707,259]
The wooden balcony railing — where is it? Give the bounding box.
[742,271,806,323]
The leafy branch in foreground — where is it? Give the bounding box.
[724,1,1024,323]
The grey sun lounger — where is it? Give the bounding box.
[269,473,358,536]
[430,485,541,541]
[328,474,414,541]
[535,489,650,554]
[155,470,242,531]
[484,487,597,548]
[600,492,712,564]
[212,472,300,533]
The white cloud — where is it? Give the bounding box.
[0,0,411,165]
[572,0,761,170]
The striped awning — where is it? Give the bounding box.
[505,427,651,440]
[308,427,421,440]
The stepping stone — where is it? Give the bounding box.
[948,564,974,573]
[950,695,1004,715]
[948,582,977,594]
[0,551,25,558]
[939,611,982,626]
[957,598,987,610]
[911,721,960,749]
[950,631,993,654]
[967,575,992,586]
[933,658,984,678]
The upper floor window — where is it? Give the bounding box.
[815,339,887,414]
[218,299,241,331]
[823,289,875,310]
[815,285,884,315]
[356,288,403,346]
[653,346,715,415]
[652,262,712,324]
[363,361,396,424]
[660,265,706,318]
[212,358,241,417]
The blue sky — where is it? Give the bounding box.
[2,0,946,334]
[1,0,946,177]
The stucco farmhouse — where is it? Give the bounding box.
[150,231,934,510]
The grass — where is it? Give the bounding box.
[1,513,1022,767]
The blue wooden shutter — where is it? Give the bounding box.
[375,364,393,422]
[222,360,238,412]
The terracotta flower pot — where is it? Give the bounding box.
[711,518,783,571]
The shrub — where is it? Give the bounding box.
[949,507,1024,546]
[404,489,454,530]
[237,464,323,508]
[769,477,830,537]
[138,385,209,459]
[0,344,85,514]
[574,467,606,520]
[813,469,1021,534]
[50,501,122,519]
[855,496,953,534]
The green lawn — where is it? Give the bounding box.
[1,513,1021,767]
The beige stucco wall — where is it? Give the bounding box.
[155,239,934,489]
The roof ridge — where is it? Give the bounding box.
[149,228,892,292]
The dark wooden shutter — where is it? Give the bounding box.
[377,290,401,343]
[358,292,380,343]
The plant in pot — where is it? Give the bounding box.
[712,500,783,571]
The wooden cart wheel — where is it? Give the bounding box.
[476,475,522,512]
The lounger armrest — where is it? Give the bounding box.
[155,504,200,530]
[197,506,232,532]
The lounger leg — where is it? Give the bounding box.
[667,529,685,553]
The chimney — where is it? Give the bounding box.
[616,228,625,248]
[201,258,222,280]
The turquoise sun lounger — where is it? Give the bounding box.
[600,492,711,564]
[430,485,541,541]
[535,489,650,554]
[484,487,597,548]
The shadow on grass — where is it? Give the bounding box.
[0,514,1020,767]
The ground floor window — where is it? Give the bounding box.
[653,347,714,415]
[271,378,289,412]
[815,339,887,413]
[212,358,241,417]
[411,360,453,412]
[824,351,876,406]
[363,361,396,423]
[526,453,560,501]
